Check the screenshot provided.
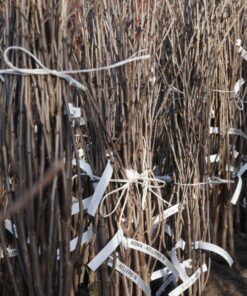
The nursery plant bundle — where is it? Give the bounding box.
[0,1,246,296]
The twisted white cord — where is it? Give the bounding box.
[0,46,150,90]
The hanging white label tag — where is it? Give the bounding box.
[1,247,18,258]
[168,265,207,296]
[72,159,94,179]
[209,127,219,134]
[156,275,175,296]
[88,228,124,271]
[152,203,180,225]
[57,226,93,259]
[231,162,247,205]
[151,259,192,281]
[228,128,247,140]
[108,257,151,296]
[87,161,113,216]
[68,103,81,118]
[71,196,92,215]
[205,154,220,163]
[5,219,18,238]
[170,249,189,282]
[124,238,178,277]
[234,79,245,94]
[175,239,186,250]
[193,241,233,266]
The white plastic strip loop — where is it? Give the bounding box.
[231,162,247,205]
[193,241,233,267]
[87,161,113,216]
[88,228,124,271]
[108,257,151,296]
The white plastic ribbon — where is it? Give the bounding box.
[193,241,233,267]
[107,257,151,296]
[88,228,124,271]
[168,264,207,296]
[87,161,113,216]
[231,162,247,205]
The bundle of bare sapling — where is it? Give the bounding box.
[0,1,246,296]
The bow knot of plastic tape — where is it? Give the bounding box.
[99,168,171,225]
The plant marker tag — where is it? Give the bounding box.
[123,238,178,277]
[68,103,81,118]
[57,225,93,259]
[234,79,245,94]
[175,239,186,250]
[156,275,175,296]
[209,127,219,134]
[87,161,113,216]
[168,264,207,296]
[72,159,94,179]
[152,203,180,225]
[88,228,124,271]
[5,219,18,238]
[108,257,151,296]
[151,259,192,281]
[1,247,18,258]
[71,196,92,215]
[236,39,247,61]
[193,241,233,266]
[228,128,247,140]
[170,249,189,282]
[231,162,247,205]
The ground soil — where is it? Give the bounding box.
[202,234,247,296]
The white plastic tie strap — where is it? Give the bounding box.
[193,241,233,267]
[123,237,178,277]
[88,228,124,271]
[231,162,247,205]
[108,257,151,296]
[87,161,113,216]
[168,264,207,296]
